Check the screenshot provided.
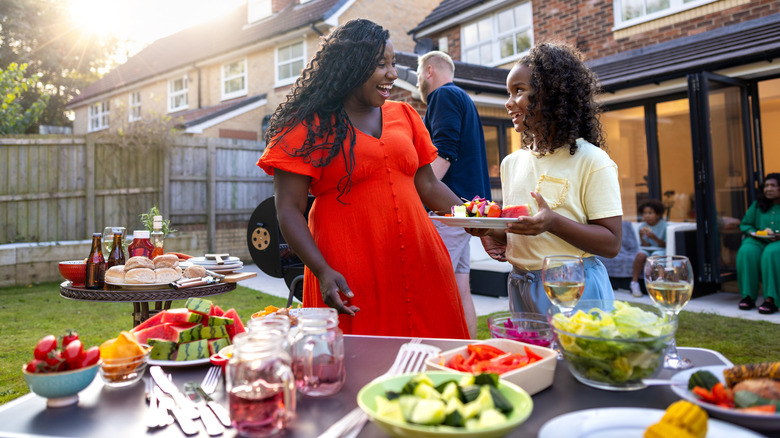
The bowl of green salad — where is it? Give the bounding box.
[547,300,676,391]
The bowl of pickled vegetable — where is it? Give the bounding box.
[357,371,532,438]
[548,300,677,391]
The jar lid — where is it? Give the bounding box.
[133,230,150,238]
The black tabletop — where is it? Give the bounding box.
[0,336,775,438]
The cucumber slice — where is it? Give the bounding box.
[375,397,405,423]
[409,399,446,425]
[476,409,507,429]
[398,395,419,421]
[488,386,514,414]
[414,383,441,400]
[439,381,461,402]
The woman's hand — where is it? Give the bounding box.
[480,235,508,262]
[317,268,360,316]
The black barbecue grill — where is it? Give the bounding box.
[247,196,314,307]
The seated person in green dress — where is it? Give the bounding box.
[630,199,667,297]
[736,173,780,314]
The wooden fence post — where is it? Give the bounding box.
[85,136,95,237]
[207,139,216,253]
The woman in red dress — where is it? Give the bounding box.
[256,19,469,339]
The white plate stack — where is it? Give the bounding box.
[186,256,244,274]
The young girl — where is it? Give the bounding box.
[630,199,667,297]
[256,19,469,338]
[476,42,623,315]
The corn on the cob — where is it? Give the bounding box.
[659,401,708,438]
[644,421,696,438]
[723,362,780,387]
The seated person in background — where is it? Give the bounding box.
[596,221,640,290]
[736,173,780,314]
[630,199,667,297]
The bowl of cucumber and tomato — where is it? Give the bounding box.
[357,371,532,438]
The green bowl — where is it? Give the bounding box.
[357,371,533,438]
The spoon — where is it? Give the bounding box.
[641,379,687,386]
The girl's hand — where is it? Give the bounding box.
[505,192,552,236]
[465,227,490,237]
[480,235,508,262]
[318,268,360,316]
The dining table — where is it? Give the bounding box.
[0,335,776,438]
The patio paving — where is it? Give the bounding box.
[239,263,780,324]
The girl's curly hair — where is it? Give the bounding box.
[516,42,605,155]
[757,172,780,212]
[264,19,389,201]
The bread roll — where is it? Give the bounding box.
[153,254,179,269]
[155,267,183,283]
[125,268,155,284]
[125,256,154,271]
[184,265,206,279]
[105,265,126,284]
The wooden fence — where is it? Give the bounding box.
[0,135,273,250]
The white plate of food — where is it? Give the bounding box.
[105,281,174,290]
[749,232,776,240]
[430,216,520,229]
[538,407,765,437]
[188,256,243,266]
[148,357,211,367]
[669,365,780,430]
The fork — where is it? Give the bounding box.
[200,366,232,428]
[317,340,441,438]
[201,366,222,394]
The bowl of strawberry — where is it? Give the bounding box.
[22,330,101,407]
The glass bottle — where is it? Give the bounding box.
[226,332,296,437]
[127,230,154,259]
[291,308,345,397]
[106,231,126,269]
[150,215,165,259]
[86,233,105,289]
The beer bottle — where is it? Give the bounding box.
[106,231,126,269]
[86,233,105,289]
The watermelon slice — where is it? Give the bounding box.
[222,308,245,340]
[207,315,233,327]
[208,338,231,355]
[161,309,203,324]
[176,339,210,361]
[133,324,168,344]
[131,312,165,334]
[185,297,212,315]
[164,323,203,344]
[210,305,225,317]
[148,339,177,360]
[200,325,229,339]
[500,204,534,218]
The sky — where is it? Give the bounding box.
[69,0,246,60]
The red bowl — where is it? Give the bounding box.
[58,260,86,286]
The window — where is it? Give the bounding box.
[88,100,109,132]
[129,92,141,122]
[168,76,188,112]
[614,0,717,27]
[276,41,305,86]
[462,2,532,67]
[248,0,271,23]
[222,59,247,100]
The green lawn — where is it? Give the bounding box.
[2,281,779,405]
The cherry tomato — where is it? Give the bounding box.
[45,350,65,368]
[78,346,100,368]
[33,335,57,360]
[62,330,79,347]
[25,359,45,373]
[63,339,84,369]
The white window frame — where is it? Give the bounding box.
[275,40,306,87]
[222,58,248,101]
[460,2,533,68]
[88,100,110,132]
[613,0,718,29]
[168,76,189,113]
[248,0,271,23]
[129,91,141,122]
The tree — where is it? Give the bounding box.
[0,0,118,131]
[0,63,49,134]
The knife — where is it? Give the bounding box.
[184,382,225,435]
[150,366,200,420]
[171,276,217,290]
[194,382,232,428]
[156,386,198,435]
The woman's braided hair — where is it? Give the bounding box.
[516,42,605,155]
[264,19,389,201]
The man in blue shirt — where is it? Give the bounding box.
[418,51,492,338]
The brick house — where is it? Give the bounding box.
[407,0,780,288]
[65,0,441,140]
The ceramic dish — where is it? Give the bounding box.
[749,232,776,240]
[424,338,557,396]
[538,407,764,438]
[669,365,780,430]
[105,281,173,290]
[187,256,243,265]
[357,371,533,438]
[147,357,211,367]
[429,216,520,229]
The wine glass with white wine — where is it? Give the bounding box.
[644,255,694,370]
[542,255,585,314]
